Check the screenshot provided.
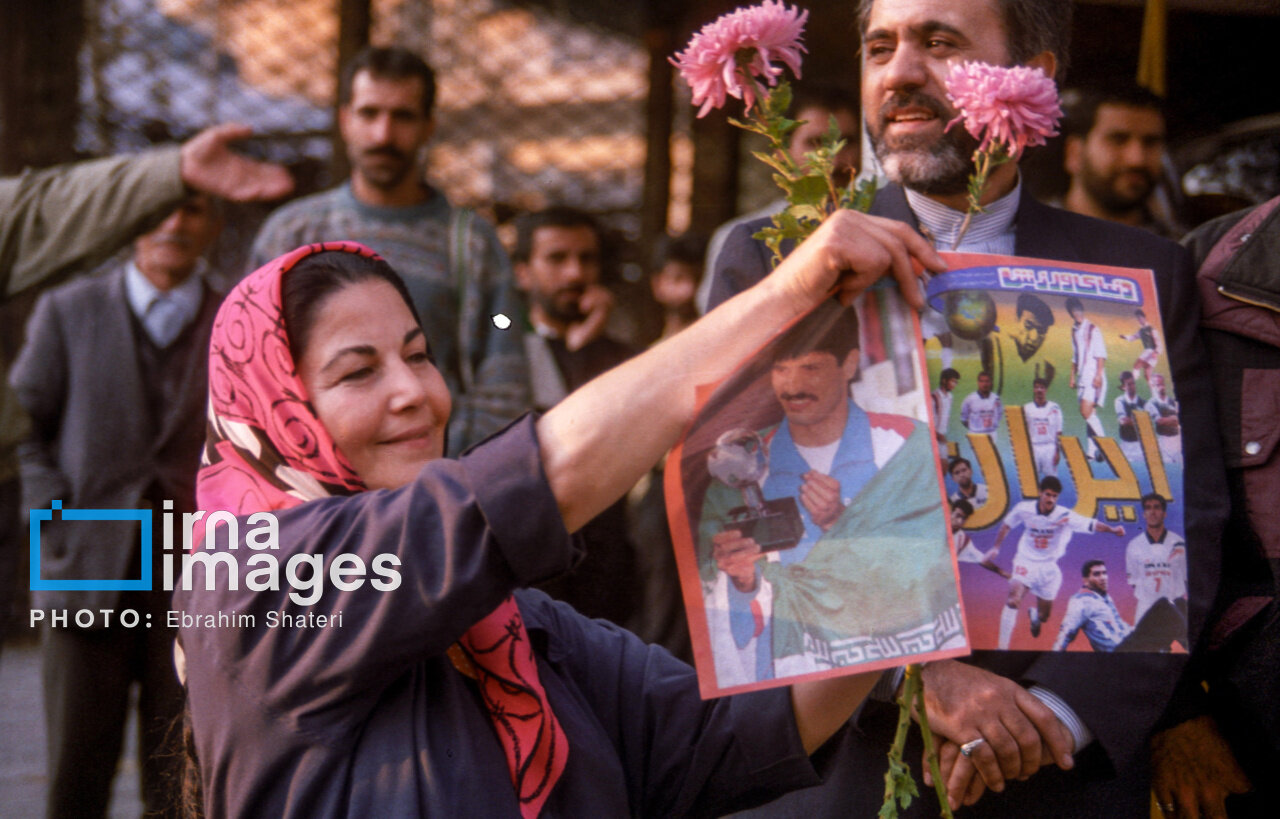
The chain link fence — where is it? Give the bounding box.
[76,0,661,282]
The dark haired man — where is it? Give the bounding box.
[511,206,642,631]
[1052,560,1132,652]
[702,302,957,686]
[1126,493,1188,626]
[716,2,1225,814]
[1024,376,1062,480]
[1060,83,1181,238]
[960,370,1002,442]
[986,476,1125,651]
[249,46,529,455]
[980,292,1057,397]
[947,456,987,509]
[1119,307,1161,384]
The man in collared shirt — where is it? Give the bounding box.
[10,194,224,818]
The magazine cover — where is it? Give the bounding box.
[666,292,969,698]
[926,252,1188,655]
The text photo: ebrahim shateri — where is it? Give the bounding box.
[666,292,968,698]
[927,252,1188,655]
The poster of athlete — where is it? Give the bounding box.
[925,252,1188,655]
[666,291,968,698]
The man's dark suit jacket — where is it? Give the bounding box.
[710,184,1228,817]
[10,264,219,612]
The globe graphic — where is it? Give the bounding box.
[944,290,998,341]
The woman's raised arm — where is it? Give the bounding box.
[537,209,944,532]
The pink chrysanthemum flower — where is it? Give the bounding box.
[944,61,1062,159]
[670,1,808,118]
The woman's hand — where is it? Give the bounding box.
[764,209,944,315]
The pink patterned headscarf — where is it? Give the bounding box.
[199,241,568,818]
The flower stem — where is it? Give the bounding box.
[913,666,955,819]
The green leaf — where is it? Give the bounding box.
[751,150,796,179]
[851,177,880,213]
[788,174,829,207]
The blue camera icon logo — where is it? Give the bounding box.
[29,500,153,591]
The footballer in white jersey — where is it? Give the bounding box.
[1125,493,1188,622]
[959,371,1002,439]
[1023,377,1062,479]
[1067,297,1109,460]
[986,476,1126,649]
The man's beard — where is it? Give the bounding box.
[1080,160,1154,215]
[869,93,979,196]
[535,285,587,325]
[352,146,415,190]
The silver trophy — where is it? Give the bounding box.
[707,428,804,552]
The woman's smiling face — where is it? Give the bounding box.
[297,278,451,490]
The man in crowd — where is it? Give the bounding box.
[986,476,1125,650]
[711,0,1225,814]
[1060,83,1182,238]
[1149,196,1280,815]
[960,370,1003,442]
[0,123,291,653]
[11,194,226,818]
[1023,376,1062,480]
[702,302,956,686]
[699,82,860,311]
[249,46,529,455]
[511,206,641,630]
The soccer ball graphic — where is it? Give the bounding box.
[943,290,998,341]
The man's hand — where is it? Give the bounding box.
[1151,716,1251,819]
[563,284,615,352]
[799,471,844,531]
[765,209,945,313]
[1092,371,1103,390]
[915,661,1075,799]
[180,123,294,202]
[712,529,764,592]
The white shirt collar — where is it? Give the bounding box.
[905,177,1022,254]
[124,258,206,321]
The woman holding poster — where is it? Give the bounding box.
[174,215,942,817]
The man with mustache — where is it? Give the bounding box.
[701,301,958,687]
[709,1,1224,816]
[10,194,224,818]
[1060,83,1182,239]
[511,206,644,631]
[249,46,529,456]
